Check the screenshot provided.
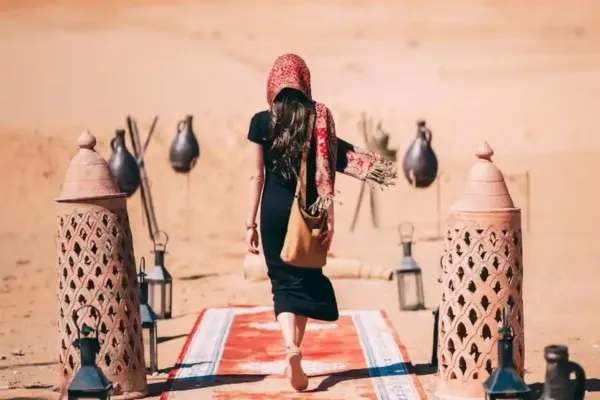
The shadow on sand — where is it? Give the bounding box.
[149,374,267,396]
[154,361,434,396]
[306,361,434,393]
[528,378,600,397]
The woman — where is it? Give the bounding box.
[245,53,396,391]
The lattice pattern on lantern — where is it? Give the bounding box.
[438,223,524,384]
[57,205,146,392]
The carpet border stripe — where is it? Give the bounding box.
[159,309,206,400]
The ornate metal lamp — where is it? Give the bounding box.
[145,231,173,320]
[483,307,531,400]
[138,258,159,374]
[67,305,113,400]
[395,222,425,311]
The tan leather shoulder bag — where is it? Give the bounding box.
[280,110,328,268]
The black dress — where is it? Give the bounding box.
[247,110,339,322]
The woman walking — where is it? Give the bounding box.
[245,53,396,391]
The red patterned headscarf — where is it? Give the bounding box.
[267,53,337,214]
[266,53,397,216]
[267,53,312,105]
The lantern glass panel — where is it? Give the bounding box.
[148,279,173,319]
[142,324,158,373]
[165,280,172,319]
[148,281,161,317]
[396,270,425,311]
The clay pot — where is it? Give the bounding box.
[539,345,586,400]
[402,120,438,188]
[108,129,140,197]
[169,115,200,173]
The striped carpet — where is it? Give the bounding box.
[161,306,427,400]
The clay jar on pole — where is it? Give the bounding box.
[435,142,525,400]
[55,131,148,399]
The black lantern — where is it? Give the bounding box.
[138,257,159,374]
[68,305,113,400]
[483,307,531,400]
[431,307,439,367]
[146,231,173,320]
[430,255,444,367]
[395,222,425,311]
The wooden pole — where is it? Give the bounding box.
[435,172,442,239]
[370,184,379,228]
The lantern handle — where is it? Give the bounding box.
[153,230,169,253]
[499,305,515,338]
[72,304,101,342]
[177,118,186,133]
[398,221,414,243]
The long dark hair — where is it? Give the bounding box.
[268,88,314,179]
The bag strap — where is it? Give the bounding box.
[294,108,317,207]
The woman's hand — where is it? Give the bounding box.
[246,227,260,254]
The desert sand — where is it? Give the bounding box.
[1,0,600,398]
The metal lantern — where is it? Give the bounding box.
[483,308,531,400]
[146,231,173,320]
[68,305,113,400]
[395,222,425,311]
[431,308,440,367]
[431,255,444,367]
[138,258,159,374]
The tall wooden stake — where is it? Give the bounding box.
[349,112,390,232]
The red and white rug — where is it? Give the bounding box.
[161,306,427,400]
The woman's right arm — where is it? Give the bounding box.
[245,114,265,254]
[245,143,265,231]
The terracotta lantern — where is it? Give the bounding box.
[56,131,148,398]
[435,142,525,400]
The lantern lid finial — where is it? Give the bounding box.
[77,130,97,150]
[449,142,517,212]
[56,130,126,202]
[475,141,494,161]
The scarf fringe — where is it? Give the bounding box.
[308,162,396,215]
[308,195,336,215]
[365,161,397,187]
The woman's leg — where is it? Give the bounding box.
[276,312,297,347]
[276,313,308,347]
[277,312,308,390]
[295,316,308,347]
